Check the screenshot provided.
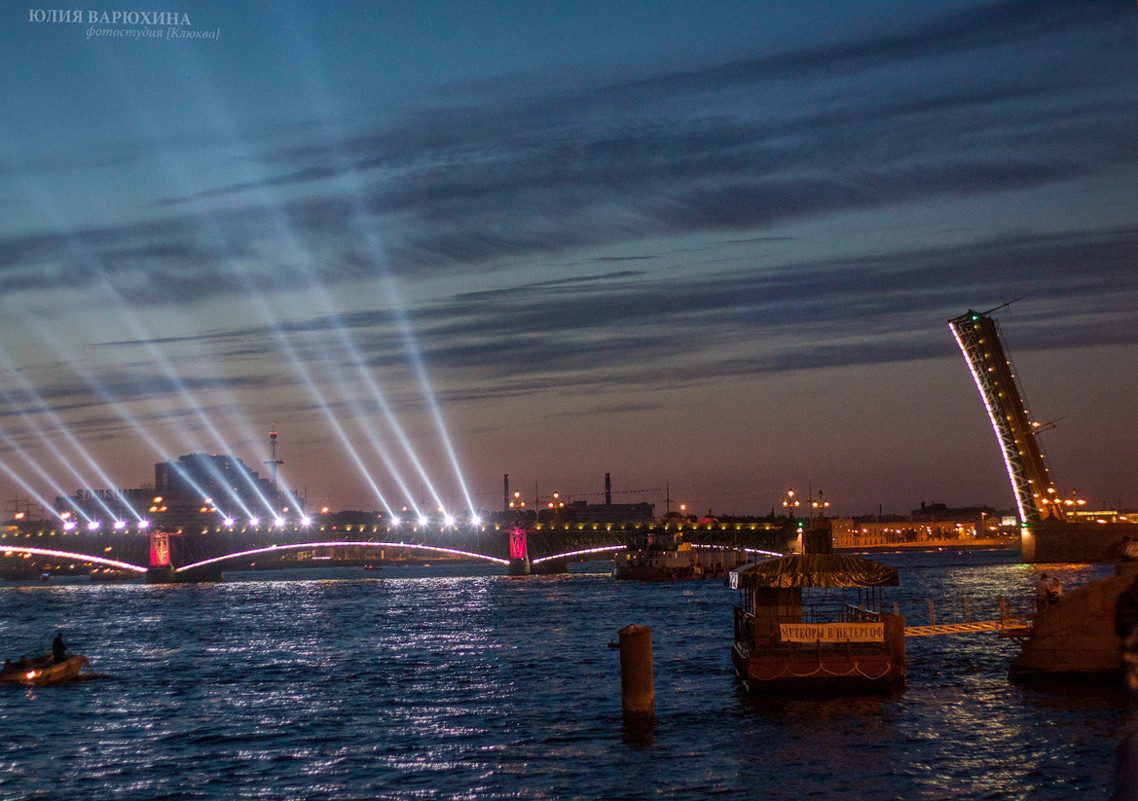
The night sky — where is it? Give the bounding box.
[1,1,1135,520]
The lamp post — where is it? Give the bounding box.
[810,490,830,525]
[782,489,800,520]
[547,492,564,525]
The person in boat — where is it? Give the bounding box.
[52,632,67,664]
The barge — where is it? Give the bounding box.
[614,527,751,581]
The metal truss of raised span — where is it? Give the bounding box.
[949,309,1062,523]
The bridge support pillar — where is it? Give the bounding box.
[507,523,531,576]
[147,532,175,583]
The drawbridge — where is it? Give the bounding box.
[949,306,1138,562]
[949,307,1064,524]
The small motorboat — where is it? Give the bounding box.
[1,654,90,685]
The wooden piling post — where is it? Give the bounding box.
[617,624,655,719]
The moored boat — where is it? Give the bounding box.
[729,554,905,695]
[614,527,751,581]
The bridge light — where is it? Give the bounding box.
[274,517,285,528]
[223,517,235,527]
[88,520,101,531]
[390,516,401,527]
[138,519,150,530]
[113,520,127,530]
[153,496,163,503]
[300,516,312,526]
[63,521,76,531]
[418,515,430,527]
[61,511,71,519]
[249,517,260,527]
[470,514,482,527]
[443,514,455,527]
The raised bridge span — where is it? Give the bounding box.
[949,306,1138,562]
[1,520,787,582]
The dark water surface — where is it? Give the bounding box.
[0,550,1129,800]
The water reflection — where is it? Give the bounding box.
[0,551,1129,800]
[621,716,657,749]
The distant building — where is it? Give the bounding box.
[56,452,300,530]
[831,517,981,550]
[909,501,998,523]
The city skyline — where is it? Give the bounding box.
[1,2,1136,519]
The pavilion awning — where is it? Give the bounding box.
[729,554,900,590]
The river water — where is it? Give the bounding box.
[0,549,1129,800]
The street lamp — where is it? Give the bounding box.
[811,490,830,523]
[782,489,800,517]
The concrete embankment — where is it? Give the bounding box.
[1009,564,1138,680]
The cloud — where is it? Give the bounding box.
[0,1,1132,315]
[2,0,1106,307]
[0,368,280,423]
[83,225,1131,411]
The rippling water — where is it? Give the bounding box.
[0,550,1129,800]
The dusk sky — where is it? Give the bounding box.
[1,1,1135,520]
